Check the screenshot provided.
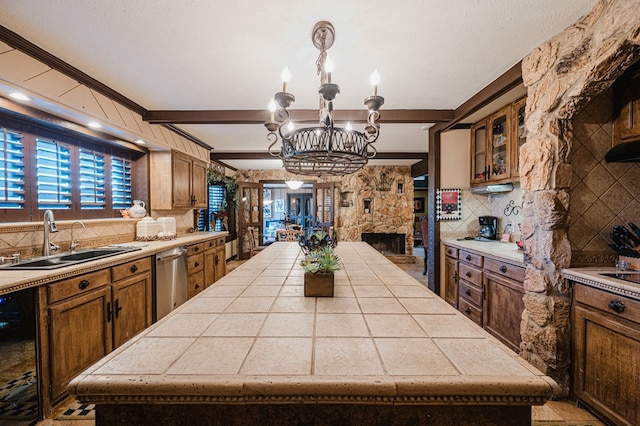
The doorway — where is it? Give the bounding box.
[287,193,313,228]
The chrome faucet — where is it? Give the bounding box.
[42,209,59,256]
[70,221,86,252]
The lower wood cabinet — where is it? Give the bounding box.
[572,283,640,426]
[204,236,226,288]
[38,257,152,415]
[187,242,205,298]
[443,243,525,352]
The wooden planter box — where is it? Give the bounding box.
[304,273,334,297]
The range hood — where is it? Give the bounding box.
[604,141,640,163]
[470,183,514,194]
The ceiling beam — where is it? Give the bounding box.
[211,151,427,160]
[143,109,453,124]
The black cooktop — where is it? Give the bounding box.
[600,273,640,284]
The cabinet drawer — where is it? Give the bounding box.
[188,243,204,256]
[458,297,482,326]
[47,269,110,304]
[444,246,458,258]
[574,284,640,324]
[188,271,205,298]
[484,257,524,282]
[111,257,151,282]
[458,263,482,287]
[459,280,483,307]
[205,237,225,250]
[188,253,204,274]
[459,250,483,268]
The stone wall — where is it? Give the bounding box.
[520,0,640,395]
[235,166,415,252]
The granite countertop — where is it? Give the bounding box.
[563,267,640,301]
[68,242,557,407]
[0,231,228,295]
[441,237,525,266]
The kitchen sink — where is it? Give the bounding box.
[1,247,142,270]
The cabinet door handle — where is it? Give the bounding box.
[465,255,472,261]
[107,301,112,323]
[447,249,452,255]
[130,264,138,273]
[114,298,123,319]
[452,271,458,283]
[465,271,472,278]
[500,265,508,273]
[215,255,219,265]
[195,261,200,267]
[465,289,471,296]
[78,279,90,290]
[465,308,472,315]
[195,284,200,290]
[194,246,199,252]
[191,194,197,206]
[608,299,625,314]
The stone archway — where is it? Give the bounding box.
[518,0,640,395]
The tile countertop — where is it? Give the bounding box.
[441,237,525,266]
[0,231,228,295]
[68,242,557,407]
[562,267,640,301]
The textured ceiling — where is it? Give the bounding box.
[0,0,599,169]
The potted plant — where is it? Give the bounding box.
[300,246,340,297]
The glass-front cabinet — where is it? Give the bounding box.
[470,121,488,185]
[488,106,510,181]
[470,100,523,187]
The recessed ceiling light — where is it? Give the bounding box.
[9,92,31,101]
[87,121,102,129]
[135,139,146,145]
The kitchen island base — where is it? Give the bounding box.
[96,403,531,426]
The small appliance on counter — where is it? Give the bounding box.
[476,216,498,241]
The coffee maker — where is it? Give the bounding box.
[478,216,498,240]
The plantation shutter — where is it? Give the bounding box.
[111,155,133,210]
[36,138,72,210]
[0,127,25,209]
[79,148,106,209]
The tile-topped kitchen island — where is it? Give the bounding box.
[68,242,557,425]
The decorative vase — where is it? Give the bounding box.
[304,273,334,297]
[128,200,147,218]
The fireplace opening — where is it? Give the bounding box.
[361,233,406,255]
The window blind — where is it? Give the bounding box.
[79,148,106,209]
[209,185,225,231]
[111,155,132,210]
[0,127,25,209]
[36,138,72,209]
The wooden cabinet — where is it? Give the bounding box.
[471,100,526,186]
[457,250,484,326]
[150,151,208,210]
[572,283,640,426]
[173,153,207,209]
[39,257,152,408]
[187,242,205,298]
[443,243,525,352]
[204,236,226,288]
[613,77,640,145]
[483,257,525,353]
[444,251,458,308]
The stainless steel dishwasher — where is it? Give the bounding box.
[155,246,188,321]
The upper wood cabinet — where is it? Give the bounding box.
[150,151,208,209]
[613,77,640,145]
[471,98,526,186]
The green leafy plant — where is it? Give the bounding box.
[301,246,341,274]
[207,168,238,207]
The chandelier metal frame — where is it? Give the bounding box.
[266,21,384,176]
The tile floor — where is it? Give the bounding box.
[34,254,606,426]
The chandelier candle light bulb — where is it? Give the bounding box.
[324,55,334,84]
[371,69,380,96]
[281,67,291,93]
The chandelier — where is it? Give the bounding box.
[266,21,384,177]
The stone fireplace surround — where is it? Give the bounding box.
[519,0,640,395]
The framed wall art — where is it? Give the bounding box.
[436,188,462,221]
[413,197,425,213]
[274,199,284,213]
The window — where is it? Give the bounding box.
[36,138,72,210]
[209,185,225,231]
[0,113,141,221]
[0,127,25,209]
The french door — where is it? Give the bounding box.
[238,182,262,260]
[313,182,334,229]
